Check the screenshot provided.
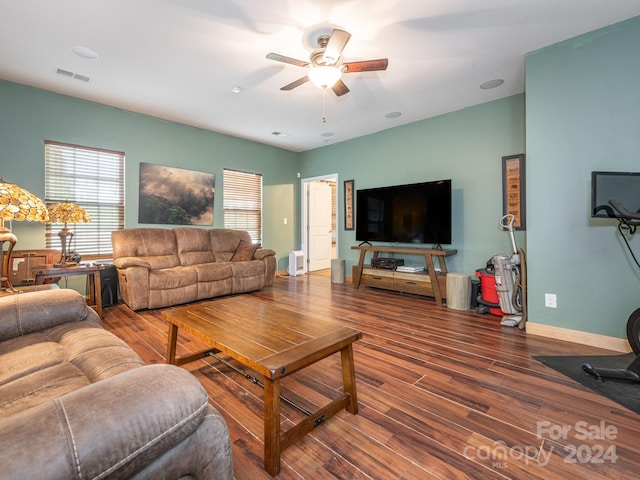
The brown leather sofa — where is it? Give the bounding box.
[0,288,233,479]
[112,227,276,311]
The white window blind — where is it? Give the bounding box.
[223,168,262,244]
[44,140,125,257]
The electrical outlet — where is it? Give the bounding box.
[545,293,557,308]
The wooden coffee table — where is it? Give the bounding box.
[162,296,362,476]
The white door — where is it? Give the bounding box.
[307,181,333,271]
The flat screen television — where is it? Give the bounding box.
[591,171,640,218]
[356,179,451,245]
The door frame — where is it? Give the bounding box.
[301,173,339,271]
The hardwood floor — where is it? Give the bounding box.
[102,275,640,479]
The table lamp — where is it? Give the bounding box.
[47,202,91,266]
[0,178,50,293]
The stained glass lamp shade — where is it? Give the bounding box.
[0,179,49,292]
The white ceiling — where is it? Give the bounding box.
[2,1,640,153]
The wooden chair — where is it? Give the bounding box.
[9,249,61,286]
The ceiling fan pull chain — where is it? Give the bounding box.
[322,87,327,123]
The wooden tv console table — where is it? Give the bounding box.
[351,245,457,305]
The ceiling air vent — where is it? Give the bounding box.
[56,68,91,82]
[56,68,73,77]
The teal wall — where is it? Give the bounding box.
[0,81,299,271]
[299,95,526,278]
[525,15,640,338]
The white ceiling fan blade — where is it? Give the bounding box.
[323,29,351,65]
[266,53,310,68]
[280,75,310,91]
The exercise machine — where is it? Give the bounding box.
[491,214,527,328]
[582,199,640,382]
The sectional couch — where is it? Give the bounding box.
[112,227,276,311]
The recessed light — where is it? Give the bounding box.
[480,79,504,90]
[231,86,242,94]
[385,111,402,119]
[72,45,99,60]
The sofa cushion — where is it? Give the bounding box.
[0,363,90,417]
[0,321,144,417]
[230,260,265,278]
[149,284,198,309]
[193,262,233,282]
[192,263,234,299]
[112,228,180,269]
[0,288,95,341]
[231,240,261,262]
[0,334,75,387]
[209,229,251,261]
[231,260,266,293]
[149,266,197,290]
[174,227,215,266]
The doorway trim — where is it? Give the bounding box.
[301,173,339,272]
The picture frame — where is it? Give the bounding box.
[344,179,355,230]
[138,163,215,225]
[502,154,526,230]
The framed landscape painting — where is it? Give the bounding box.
[139,163,215,225]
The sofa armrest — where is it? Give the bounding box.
[113,256,152,269]
[0,364,232,479]
[254,248,276,261]
[0,289,99,342]
[256,248,277,287]
[114,264,151,311]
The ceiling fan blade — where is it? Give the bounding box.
[331,79,350,97]
[342,58,389,73]
[266,53,310,68]
[281,75,310,91]
[323,29,351,65]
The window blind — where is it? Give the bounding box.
[44,141,125,257]
[223,168,262,244]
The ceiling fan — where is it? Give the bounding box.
[266,29,388,97]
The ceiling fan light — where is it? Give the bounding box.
[308,66,342,89]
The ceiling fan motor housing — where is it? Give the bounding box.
[266,28,388,96]
[311,48,333,66]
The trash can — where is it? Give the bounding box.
[446,273,471,311]
[331,258,345,284]
[475,268,504,316]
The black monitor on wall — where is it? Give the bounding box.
[356,179,452,245]
[591,171,640,218]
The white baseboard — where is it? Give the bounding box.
[526,322,631,353]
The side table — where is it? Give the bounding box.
[33,263,107,318]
